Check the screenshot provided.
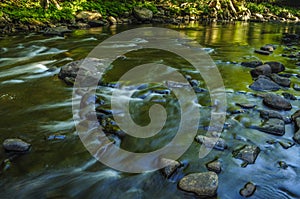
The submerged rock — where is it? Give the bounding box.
[261,44,276,52]
[240,182,256,197]
[233,145,260,165]
[254,49,271,55]
[195,135,227,151]
[241,61,263,68]
[259,109,291,124]
[206,160,222,173]
[235,103,256,109]
[178,172,218,197]
[293,83,300,91]
[42,26,72,36]
[268,74,291,87]
[291,110,300,122]
[3,138,31,152]
[250,64,272,78]
[249,77,280,91]
[279,141,295,149]
[254,118,285,136]
[263,93,292,111]
[58,58,103,86]
[278,161,288,169]
[292,110,300,144]
[293,130,300,144]
[264,62,285,73]
[282,92,297,100]
[160,159,181,178]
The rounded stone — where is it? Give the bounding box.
[178,172,218,197]
[3,138,31,152]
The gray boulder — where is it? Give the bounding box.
[178,172,218,197]
[233,145,260,165]
[3,138,31,152]
[58,58,103,86]
[133,7,153,21]
[206,160,222,173]
[263,93,292,110]
[250,64,272,78]
[268,74,291,87]
[259,109,290,124]
[195,135,227,151]
[160,159,181,178]
[249,77,280,91]
[264,61,285,73]
[240,182,256,197]
[241,61,263,68]
[253,118,285,136]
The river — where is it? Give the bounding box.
[0,22,300,198]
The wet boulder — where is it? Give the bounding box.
[268,74,291,87]
[3,138,31,152]
[240,182,256,197]
[263,93,292,111]
[282,92,297,100]
[292,111,300,144]
[249,76,280,91]
[178,172,218,197]
[293,83,300,91]
[206,160,222,173]
[160,159,181,178]
[260,44,275,52]
[293,131,300,144]
[264,62,285,73]
[250,64,272,78]
[42,26,72,36]
[254,49,271,55]
[235,103,256,109]
[253,118,285,136]
[195,135,227,151]
[259,109,290,124]
[279,141,295,149]
[58,58,103,86]
[241,61,263,68]
[291,110,300,122]
[233,145,260,165]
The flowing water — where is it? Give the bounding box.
[0,22,300,198]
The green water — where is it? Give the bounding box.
[0,22,300,198]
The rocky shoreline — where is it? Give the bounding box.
[1,5,300,35]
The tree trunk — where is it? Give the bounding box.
[40,0,61,10]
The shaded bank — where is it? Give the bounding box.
[1,0,300,34]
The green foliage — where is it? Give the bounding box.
[246,2,267,13]
[1,0,300,25]
[136,1,158,13]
